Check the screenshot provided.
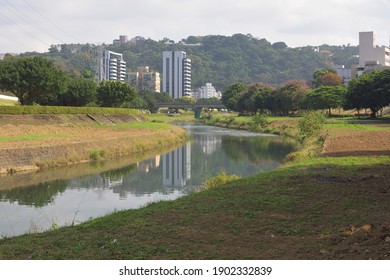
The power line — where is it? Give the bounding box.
[0,10,51,48]
[0,32,32,52]
[3,0,67,44]
[22,0,83,44]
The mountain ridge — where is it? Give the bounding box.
[22,34,359,91]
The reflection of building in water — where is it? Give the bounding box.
[197,135,221,155]
[137,155,160,174]
[162,144,191,187]
[186,142,191,180]
[103,177,123,189]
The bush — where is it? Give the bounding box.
[250,114,269,131]
[298,111,326,139]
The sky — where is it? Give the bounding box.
[1,0,389,54]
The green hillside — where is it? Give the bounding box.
[30,34,358,91]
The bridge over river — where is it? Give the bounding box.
[156,102,226,118]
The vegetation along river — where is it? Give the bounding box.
[0,123,298,238]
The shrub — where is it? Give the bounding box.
[89,150,106,161]
[225,116,236,126]
[250,114,269,131]
[298,111,326,139]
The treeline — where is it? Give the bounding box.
[1,55,389,118]
[0,56,173,111]
[23,34,359,92]
[222,68,390,118]
[109,34,358,90]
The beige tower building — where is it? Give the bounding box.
[359,31,390,67]
[128,66,160,92]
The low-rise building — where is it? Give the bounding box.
[128,66,160,92]
[333,65,352,86]
[113,35,128,47]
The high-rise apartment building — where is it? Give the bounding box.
[101,50,127,82]
[359,31,390,67]
[162,51,191,99]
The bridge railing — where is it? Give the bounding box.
[156,102,226,110]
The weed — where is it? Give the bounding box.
[200,172,240,191]
[89,150,106,161]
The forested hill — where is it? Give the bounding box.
[36,34,358,91]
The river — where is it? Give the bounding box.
[0,123,298,238]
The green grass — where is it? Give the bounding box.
[282,155,390,172]
[1,155,389,259]
[0,100,17,106]
[324,122,390,131]
[0,114,389,259]
[112,121,173,131]
[0,134,76,142]
[0,105,140,115]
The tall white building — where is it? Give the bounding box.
[101,50,127,82]
[162,51,191,99]
[195,83,221,99]
[359,31,390,67]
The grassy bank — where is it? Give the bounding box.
[0,114,389,259]
[0,155,389,259]
[0,114,187,174]
[0,105,139,115]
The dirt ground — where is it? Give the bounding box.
[321,126,390,157]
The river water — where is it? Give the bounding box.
[0,123,298,238]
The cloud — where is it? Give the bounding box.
[1,0,389,53]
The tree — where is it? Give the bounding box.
[97,81,137,108]
[344,69,390,118]
[235,83,275,115]
[272,80,309,115]
[251,83,275,113]
[320,73,343,86]
[0,56,67,105]
[272,42,288,50]
[312,69,338,88]
[60,78,97,106]
[236,90,256,115]
[137,90,173,113]
[306,86,346,115]
[221,83,248,111]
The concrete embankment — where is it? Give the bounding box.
[0,94,18,101]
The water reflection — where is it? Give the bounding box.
[0,123,298,237]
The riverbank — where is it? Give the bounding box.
[0,114,390,259]
[0,114,187,174]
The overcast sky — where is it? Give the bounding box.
[1,0,389,54]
